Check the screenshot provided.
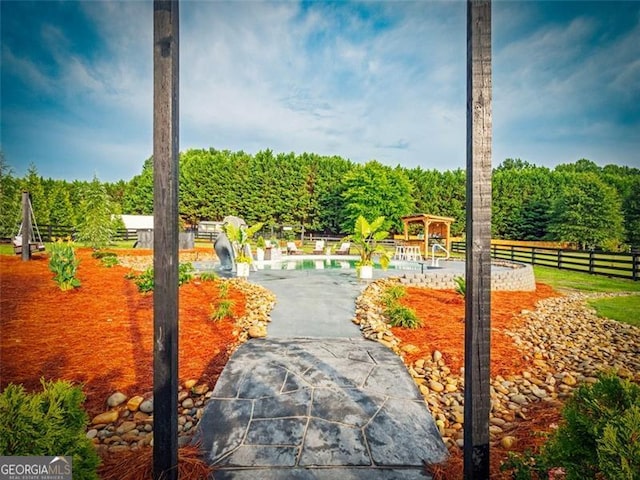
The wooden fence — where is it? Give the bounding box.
[451,241,640,281]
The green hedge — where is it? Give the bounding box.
[0,379,100,480]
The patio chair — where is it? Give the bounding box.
[287,242,303,255]
[313,240,325,255]
[335,242,351,255]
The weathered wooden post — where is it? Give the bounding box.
[464,0,492,478]
[153,1,179,479]
[21,191,32,261]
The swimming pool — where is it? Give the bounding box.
[192,256,536,291]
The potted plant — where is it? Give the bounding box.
[344,215,392,279]
[224,222,263,277]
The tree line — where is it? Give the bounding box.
[1,150,638,250]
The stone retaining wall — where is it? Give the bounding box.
[397,261,536,291]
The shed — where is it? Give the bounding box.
[119,215,154,230]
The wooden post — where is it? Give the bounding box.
[464,1,492,478]
[153,1,179,479]
[21,192,32,261]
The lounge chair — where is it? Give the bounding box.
[335,242,350,255]
[287,242,303,255]
[313,240,325,255]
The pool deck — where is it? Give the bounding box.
[194,265,449,479]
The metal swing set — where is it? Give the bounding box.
[12,195,46,256]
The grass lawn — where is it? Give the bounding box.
[587,295,640,327]
[533,265,640,293]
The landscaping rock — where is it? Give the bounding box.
[92,410,119,425]
[107,392,127,408]
[139,399,154,414]
[126,395,144,412]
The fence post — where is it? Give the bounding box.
[589,251,595,274]
[531,248,536,266]
[633,254,638,281]
[558,249,562,269]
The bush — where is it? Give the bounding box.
[129,262,194,292]
[211,299,235,321]
[502,373,640,479]
[381,284,422,329]
[453,276,466,297]
[0,379,100,479]
[48,239,81,290]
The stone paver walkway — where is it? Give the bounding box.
[196,338,448,479]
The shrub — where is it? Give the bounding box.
[48,239,81,290]
[501,373,640,480]
[218,281,229,298]
[133,267,155,293]
[90,250,117,260]
[381,284,422,329]
[198,272,218,282]
[92,251,119,268]
[129,262,194,293]
[100,256,118,268]
[0,379,101,479]
[211,299,235,321]
[453,276,466,297]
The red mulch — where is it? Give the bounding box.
[395,284,562,478]
[393,284,559,376]
[0,248,244,417]
[1,251,564,479]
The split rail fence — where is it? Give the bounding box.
[451,241,639,281]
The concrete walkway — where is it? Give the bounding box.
[196,268,448,479]
[252,269,365,338]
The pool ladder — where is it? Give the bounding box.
[431,244,450,267]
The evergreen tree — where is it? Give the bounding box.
[0,153,21,238]
[76,176,119,249]
[340,160,413,233]
[47,183,75,227]
[548,173,625,249]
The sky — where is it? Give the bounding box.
[1,1,639,182]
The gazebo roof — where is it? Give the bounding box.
[401,214,456,224]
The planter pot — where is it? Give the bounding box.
[236,262,251,278]
[358,265,373,279]
[256,248,265,262]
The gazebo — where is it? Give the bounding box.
[399,214,456,256]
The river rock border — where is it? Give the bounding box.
[353,278,640,450]
[88,278,275,454]
[398,260,536,291]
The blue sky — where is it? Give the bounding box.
[1,1,639,182]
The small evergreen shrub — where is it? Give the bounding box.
[381,284,422,329]
[0,379,100,480]
[453,276,466,297]
[501,373,640,480]
[48,239,81,290]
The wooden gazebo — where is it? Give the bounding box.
[400,214,456,255]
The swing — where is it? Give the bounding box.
[13,197,46,255]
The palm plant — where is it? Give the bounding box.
[344,215,392,269]
[224,222,263,264]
